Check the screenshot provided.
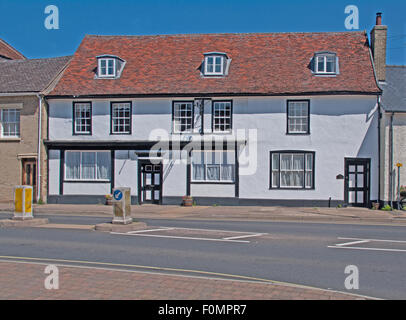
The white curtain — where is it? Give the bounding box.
[97,152,110,180]
[221,164,234,181]
[193,164,205,181]
[65,152,80,180]
[207,165,220,180]
[81,152,95,180]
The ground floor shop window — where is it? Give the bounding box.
[192,150,235,182]
[65,151,111,181]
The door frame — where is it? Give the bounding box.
[137,159,163,205]
[344,157,371,207]
[21,158,37,203]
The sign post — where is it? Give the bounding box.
[396,163,402,209]
[112,187,132,225]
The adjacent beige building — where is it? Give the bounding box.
[0,56,71,203]
[380,66,406,208]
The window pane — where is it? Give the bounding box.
[272,153,279,170]
[81,152,96,180]
[65,152,80,180]
[317,56,324,72]
[96,152,111,180]
[207,165,220,180]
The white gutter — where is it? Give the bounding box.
[36,94,43,202]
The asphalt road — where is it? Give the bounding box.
[1,213,406,299]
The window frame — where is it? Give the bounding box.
[269,151,315,190]
[315,53,337,74]
[204,55,225,76]
[172,101,194,134]
[212,100,233,133]
[286,100,310,135]
[72,102,92,135]
[98,57,116,78]
[191,150,236,184]
[110,101,132,135]
[0,108,21,138]
[64,150,111,182]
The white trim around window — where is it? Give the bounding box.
[315,54,336,74]
[0,108,21,138]
[204,55,224,75]
[98,58,116,77]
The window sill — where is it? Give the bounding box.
[269,187,314,190]
[64,180,111,183]
[191,181,235,185]
[0,137,21,142]
[286,132,310,135]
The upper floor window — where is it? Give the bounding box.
[314,52,337,74]
[0,108,20,138]
[73,102,92,135]
[203,52,229,76]
[173,101,193,133]
[213,101,232,132]
[97,55,125,78]
[287,100,310,134]
[111,102,132,134]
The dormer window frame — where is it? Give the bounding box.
[96,55,125,79]
[314,52,337,75]
[203,52,228,76]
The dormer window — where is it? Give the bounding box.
[203,52,230,76]
[313,52,338,74]
[96,55,125,79]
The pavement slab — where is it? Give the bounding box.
[0,261,371,300]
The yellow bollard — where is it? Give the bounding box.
[13,186,33,220]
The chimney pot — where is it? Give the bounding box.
[376,12,382,25]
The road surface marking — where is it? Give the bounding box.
[338,237,406,244]
[110,232,250,243]
[223,233,266,240]
[328,245,406,253]
[329,236,406,253]
[336,240,370,247]
[127,228,175,234]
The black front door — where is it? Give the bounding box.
[344,158,370,207]
[138,160,162,204]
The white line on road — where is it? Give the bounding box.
[110,232,251,243]
[223,233,266,240]
[336,240,370,247]
[328,245,406,253]
[127,228,175,234]
[337,237,406,244]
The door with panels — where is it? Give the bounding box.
[344,158,370,207]
[138,160,162,204]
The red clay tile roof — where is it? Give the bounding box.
[49,32,381,97]
[0,39,25,60]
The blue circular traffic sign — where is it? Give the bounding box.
[113,190,123,201]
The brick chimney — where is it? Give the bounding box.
[370,12,387,82]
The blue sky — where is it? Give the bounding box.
[0,0,405,64]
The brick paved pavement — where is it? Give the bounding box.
[0,261,369,300]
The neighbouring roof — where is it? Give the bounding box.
[49,32,381,97]
[0,38,26,60]
[0,56,72,94]
[381,66,406,112]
